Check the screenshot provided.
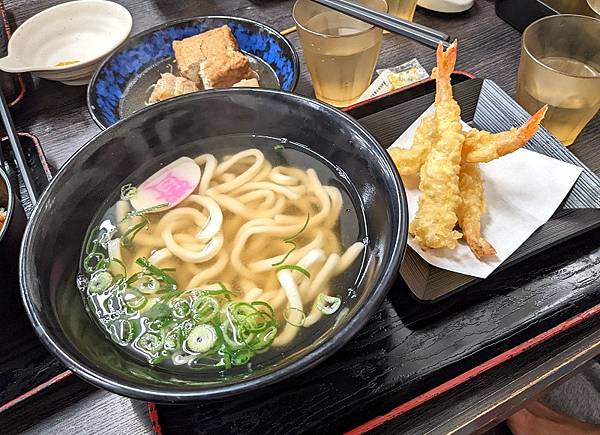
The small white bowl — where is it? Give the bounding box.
[0,0,132,86]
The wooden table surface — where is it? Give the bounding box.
[3,0,600,433]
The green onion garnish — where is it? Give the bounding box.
[87,270,113,294]
[120,184,138,200]
[191,296,220,323]
[283,307,306,327]
[285,213,310,241]
[137,332,164,353]
[272,214,310,267]
[276,264,311,279]
[136,257,178,288]
[273,143,285,151]
[125,203,169,219]
[271,240,296,267]
[201,281,233,299]
[123,289,147,311]
[111,258,127,275]
[316,294,342,315]
[148,302,172,320]
[186,324,217,353]
[120,217,149,248]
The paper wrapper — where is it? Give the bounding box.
[357,59,429,103]
[389,105,583,279]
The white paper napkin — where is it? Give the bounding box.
[389,105,583,279]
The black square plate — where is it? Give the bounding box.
[347,78,600,302]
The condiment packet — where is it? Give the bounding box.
[357,58,429,103]
[376,58,429,88]
[389,104,583,279]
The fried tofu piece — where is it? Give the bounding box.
[172,25,258,89]
[232,78,259,88]
[148,73,198,103]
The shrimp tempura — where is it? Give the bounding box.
[463,105,547,163]
[388,114,437,175]
[456,162,496,258]
[409,40,464,249]
[389,106,547,175]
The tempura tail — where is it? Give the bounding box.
[463,105,548,163]
[457,162,496,258]
[388,114,437,176]
[410,40,464,249]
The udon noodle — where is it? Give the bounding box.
[81,147,364,370]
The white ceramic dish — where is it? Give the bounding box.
[0,0,132,86]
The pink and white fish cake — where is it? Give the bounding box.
[130,157,201,212]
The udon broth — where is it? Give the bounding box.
[78,136,367,374]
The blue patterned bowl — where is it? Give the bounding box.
[87,16,300,129]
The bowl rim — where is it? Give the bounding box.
[0,167,15,242]
[86,15,302,130]
[21,88,407,402]
[2,0,133,73]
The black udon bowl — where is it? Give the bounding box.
[20,89,407,402]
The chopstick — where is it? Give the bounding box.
[281,26,297,36]
[311,0,450,49]
[0,89,37,205]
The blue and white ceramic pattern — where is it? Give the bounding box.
[87,16,300,129]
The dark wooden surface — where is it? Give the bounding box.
[2,0,600,433]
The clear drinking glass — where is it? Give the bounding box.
[293,0,387,107]
[515,14,600,145]
[387,0,418,20]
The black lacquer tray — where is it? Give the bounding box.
[150,78,600,434]
[350,78,600,302]
[0,133,61,412]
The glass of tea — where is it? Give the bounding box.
[293,0,387,107]
[387,0,418,20]
[516,14,600,146]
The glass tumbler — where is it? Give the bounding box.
[293,0,387,107]
[387,0,418,20]
[515,14,600,145]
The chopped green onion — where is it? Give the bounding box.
[114,319,138,343]
[170,298,190,319]
[123,289,147,311]
[136,257,177,288]
[191,296,219,323]
[271,240,297,267]
[120,217,149,248]
[85,227,100,254]
[251,326,278,352]
[250,301,275,318]
[285,213,310,242]
[111,258,127,275]
[273,143,285,151]
[187,324,217,353]
[83,252,105,273]
[120,184,138,200]
[200,281,233,300]
[137,332,163,353]
[231,348,253,366]
[164,326,182,351]
[272,214,311,267]
[276,264,311,279]
[126,203,169,219]
[120,186,135,200]
[283,307,306,327]
[316,294,342,315]
[130,275,160,294]
[148,302,172,320]
[157,290,182,303]
[149,353,168,365]
[87,270,113,294]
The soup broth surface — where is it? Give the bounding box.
[78,135,367,375]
